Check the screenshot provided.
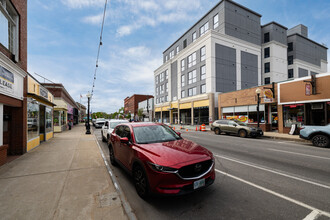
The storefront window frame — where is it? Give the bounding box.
[27,99,40,141]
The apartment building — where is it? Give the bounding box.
[154,0,327,125]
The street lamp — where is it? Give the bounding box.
[255,88,261,128]
[86,92,91,134]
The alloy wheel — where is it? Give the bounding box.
[133,166,149,199]
[109,146,117,166]
[312,135,329,148]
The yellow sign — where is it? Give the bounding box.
[225,115,248,123]
[264,89,273,99]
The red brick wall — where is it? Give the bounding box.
[0,0,27,71]
[124,95,153,115]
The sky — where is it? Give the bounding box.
[27,0,330,113]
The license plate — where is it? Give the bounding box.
[193,178,205,190]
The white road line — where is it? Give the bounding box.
[303,210,321,220]
[268,149,330,160]
[215,155,330,190]
[215,169,330,218]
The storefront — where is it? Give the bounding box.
[27,75,55,151]
[278,73,330,133]
[53,99,68,132]
[218,85,277,131]
[0,54,27,166]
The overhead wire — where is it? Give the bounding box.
[90,0,109,98]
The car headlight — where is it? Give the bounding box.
[147,162,177,173]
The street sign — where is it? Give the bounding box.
[305,84,311,96]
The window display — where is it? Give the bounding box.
[283,104,304,128]
[45,107,53,133]
[27,100,39,140]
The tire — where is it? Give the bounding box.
[238,130,247,138]
[108,145,117,166]
[133,165,149,199]
[101,131,106,142]
[214,128,221,135]
[312,135,330,148]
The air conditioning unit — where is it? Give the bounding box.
[311,103,323,110]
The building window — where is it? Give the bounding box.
[264,32,270,43]
[264,47,270,58]
[192,32,197,42]
[156,98,159,104]
[213,14,219,29]
[176,46,179,54]
[201,84,206,94]
[288,69,294,78]
[0,0,18,59]
[201,65,206,80]
[188,52,196,68]
[288,42,293,51]
[165,70,168,79]
[181,90,185,98]
[165,55,168,62]
[264,77,270,85]
[181,59,185,72]
[156,87,159,95]
[155,76,159,84]
[188,70,197,84]
[183,39,187,48]
[283,104,304,128]
[264,62,270,73]
[160,72,164,82]
[165,96,168,102]
[188,87,197,96]
[169,50,174,59]
[27,100,39,141]
[165,83,168,92]
[181,74,185,87]
[45,107,53,133]
[200,46,206,61]
[200,22,209,36]
[288,56,293,65]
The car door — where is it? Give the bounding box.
[112,125,124,161]
[219,120,230,132]
[227,121,238,134]
[119,125,134,169]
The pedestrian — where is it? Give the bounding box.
[68,119,72,130]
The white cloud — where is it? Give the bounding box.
[61,0,105,9]
[82,13,104,24]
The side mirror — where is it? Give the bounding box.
[233,123,237,127]
[176,132,181,137]
[120,137,129,143]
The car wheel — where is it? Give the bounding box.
[312,135,330,148]
[214,128,221,135]
[133,165,149,199]
[101,131,106,142]
[108,145,117,166]
[238,130,247,138]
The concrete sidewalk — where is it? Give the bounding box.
[0,124,128,220]
[171,124,308,143]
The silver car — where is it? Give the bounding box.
[101,119,129,142]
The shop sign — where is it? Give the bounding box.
[305,84,311,96]
[0,66,14,93]
[67,104,73,114]
[39,86,48,99]
[263,89,274,103]
[226,115,248,123]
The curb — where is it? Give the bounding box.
[92,131,137,220]
[262,135,310,143]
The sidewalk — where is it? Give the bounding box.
[0,124,128,220]
[170,124,308,143]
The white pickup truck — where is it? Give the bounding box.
[101,119,129,143]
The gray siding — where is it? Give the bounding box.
[288,35,327,67]
[241,51,258,89]
[287,24,308,38]
[171,61,178,100]
[261,23,287,45]
[215,44,236,92]
[224,1,261,45]
[298,68,308,78]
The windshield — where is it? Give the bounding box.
[133,125,181,144]
[96,118,105,122]
[110,121,126,129]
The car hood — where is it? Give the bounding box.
[135,139,213,168]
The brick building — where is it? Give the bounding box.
[124,94,153,120]
[0,0,28,166]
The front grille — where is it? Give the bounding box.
[178,159,213,179]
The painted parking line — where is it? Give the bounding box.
[215,154,330,190]
[268,149,330,160]
[215,169,330,219]
[303,210,321,220]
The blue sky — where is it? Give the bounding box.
[27,0,330,113]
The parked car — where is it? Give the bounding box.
[101,119,129,142]
[299,124,330,148]
[94,118,105,128]
[109,122,215,198]
[211,119,263,138]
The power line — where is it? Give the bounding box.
[91,0,109,98]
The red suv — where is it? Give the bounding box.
[109,122,215,198]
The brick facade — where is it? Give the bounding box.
[124,95,153,117]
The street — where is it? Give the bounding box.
[93,127,330,220]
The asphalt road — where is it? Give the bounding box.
[93,127,330,220]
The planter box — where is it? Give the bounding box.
[0,145,8,166]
